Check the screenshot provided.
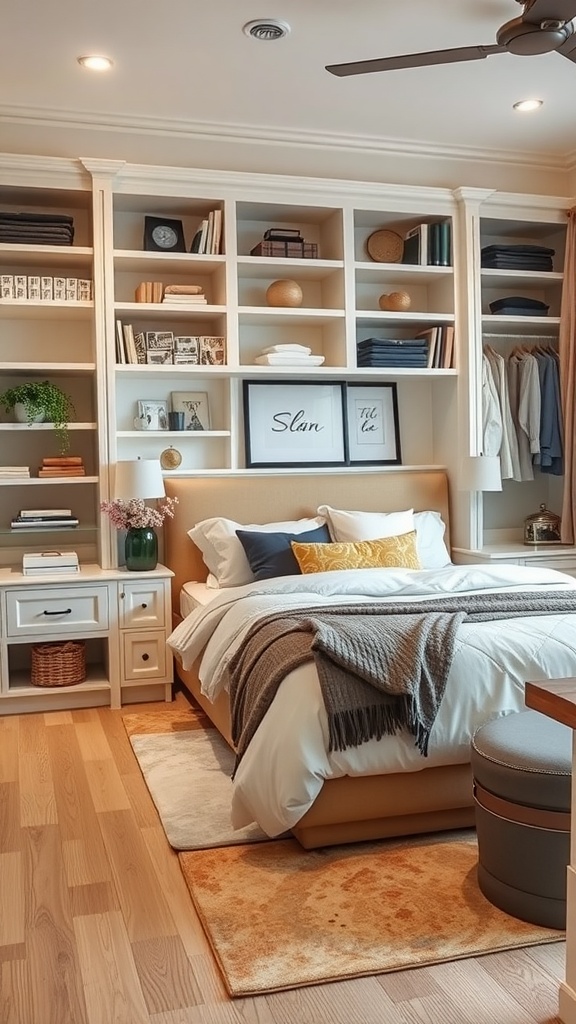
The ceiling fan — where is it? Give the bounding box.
[326,0,576,77]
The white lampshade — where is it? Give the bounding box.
[458,455,502,492]
[114,459,165,500]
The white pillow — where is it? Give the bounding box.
[413,510,452,568]
[317,505,414,543]
[316,505,451,569]
[188,516,326,588]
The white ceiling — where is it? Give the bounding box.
[2,0,576,168]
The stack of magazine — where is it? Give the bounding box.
[11,508,79,530]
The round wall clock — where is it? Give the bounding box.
[160,446,182,470]
[143,216,186,253]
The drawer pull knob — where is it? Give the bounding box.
[43,608,72,616]
[141,603,148,609]
[142,653,150,662]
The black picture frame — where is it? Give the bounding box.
[344,382,401,465]
[143,216,186,253]
[243,380,347,468]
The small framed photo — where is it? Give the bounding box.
[171,391,211,431]
[243,380,346,468]
[344,383,401,465]
[137,399,169,431]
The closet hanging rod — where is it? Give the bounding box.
[482,332,558,341]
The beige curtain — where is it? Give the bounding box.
[560,208,576,544]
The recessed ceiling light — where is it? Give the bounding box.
[242,19,291,41]
[513,98,543,112]
[77,55,114,71]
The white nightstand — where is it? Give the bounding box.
[0,563,174,715]
[452,543,576,578]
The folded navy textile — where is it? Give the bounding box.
[357,337,428,348]
[489,296,549,313]
[481,244,555,256]
[0,212,74,224]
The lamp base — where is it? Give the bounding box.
[125,527,158,571]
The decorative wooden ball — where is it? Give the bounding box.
[379,290,411,312]
[266,279,303,308]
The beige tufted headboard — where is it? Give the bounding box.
[164,469,450,607]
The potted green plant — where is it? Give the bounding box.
[0,380,75,453]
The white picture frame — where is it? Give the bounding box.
[344,383,401,465]
[243,380,346,468]
[171,391,211,431]
[136,399,169,431]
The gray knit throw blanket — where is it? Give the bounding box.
[227,589,576,774]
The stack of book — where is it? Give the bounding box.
[402,220,452,267]
[37,457,85,478]
[135,281,164,303]
[162,284,206,305]
[0,466,30,480]
[11,508,79,530]
[357,338,429,368]
[190,209,222,255]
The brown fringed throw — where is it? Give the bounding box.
[227,589,576,774]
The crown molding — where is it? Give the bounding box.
[0,152,90,189]
[0,103,570,173]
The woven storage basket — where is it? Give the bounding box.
[31,640,86,687]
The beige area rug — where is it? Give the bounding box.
[178,831,564,997]
[123,706,272,850]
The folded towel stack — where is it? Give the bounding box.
[254,343,325,367]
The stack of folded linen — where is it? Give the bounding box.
[254,344,325,366]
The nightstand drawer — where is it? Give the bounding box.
[122,630,167,681]
[6,586,109,637]
[119,580,165,629]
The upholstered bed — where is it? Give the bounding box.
[164,470,576,849]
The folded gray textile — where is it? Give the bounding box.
[227,590,576,773]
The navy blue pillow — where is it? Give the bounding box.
[236,524,331,581]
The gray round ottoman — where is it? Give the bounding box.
[471,709,571,930]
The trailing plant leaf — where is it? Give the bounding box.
[0,380,75,454]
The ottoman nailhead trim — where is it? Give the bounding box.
[471,738,571,777]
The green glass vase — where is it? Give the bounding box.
[125,527,158,571]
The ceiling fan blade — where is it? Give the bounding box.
[326,44,506,77]
[521,0,576,24]
[558,32,576,58]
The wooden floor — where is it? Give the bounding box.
[0,690,565,1024]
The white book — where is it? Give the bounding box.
[20,508,72,517]
[211,208,222,254]
[198,219,209,254]
[262,344,312,355]
[205,211,214,255]
[27,275,41,300]
[65,277,78,301]
[53,276,66,300]
[0,274,14,298]
[14,275,27,299]
[116,319,126,363]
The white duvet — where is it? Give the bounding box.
[167,564,576,836]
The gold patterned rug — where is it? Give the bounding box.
[178,830,564,997]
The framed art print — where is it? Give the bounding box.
[136,399,169,431]
[344,383,401,465]
[171,391,211,431]
[243,380,346,468]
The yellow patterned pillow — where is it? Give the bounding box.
[291,531,422,574]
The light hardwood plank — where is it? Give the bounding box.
[45,711,75,726]
[131,934,203,1014]
[429,956,556,1024]
[18,716,57,827]
[74,717,115,762]
[68,880,120,918]
[23,824,88,1023]
[97,707,145,776]
[0,852,24,948]
[479,947,562,1020]
[0,783,21,854]
[98,808,177,942]
[83,759,131,813]
[142,826,213,958]
[1,959,33,1024]
[47,724,113,887]
[0,718,18,783]
[74,910,149,1024]
[265,974,404,1024]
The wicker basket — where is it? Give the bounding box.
[31,640,86,688]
